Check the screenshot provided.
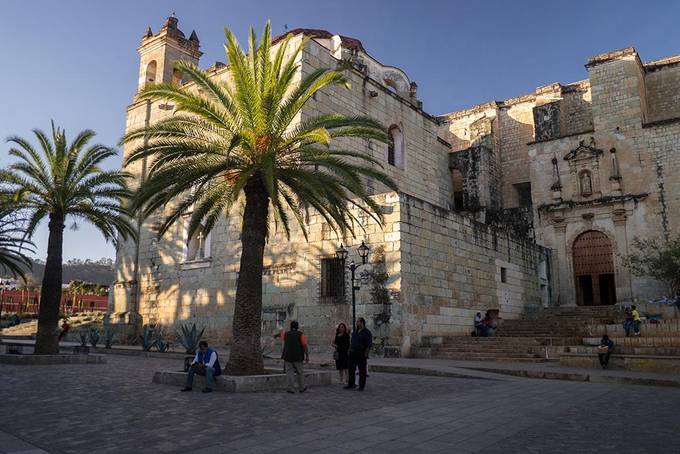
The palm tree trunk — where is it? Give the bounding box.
[34,211,64,354]
[225,177,269,375]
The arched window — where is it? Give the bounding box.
[387,125,404,168]
[172,68,183,85]
[579,170,593,196]
[184,222,211,262]
[384,79,399,93]
[145,60,157,86]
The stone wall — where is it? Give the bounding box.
[396,193,551,344]
[645,61,680,123]
[301,38,452,209]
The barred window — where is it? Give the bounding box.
[321,258,345,299]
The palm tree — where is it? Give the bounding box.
[123,23,398,375]
[0,206,33,280]
[0,123,135,354]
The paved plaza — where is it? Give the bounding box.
[1,354,679,453]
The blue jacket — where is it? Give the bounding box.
[194,347,221,375]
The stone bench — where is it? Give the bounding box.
[153,368,333,392]
[0,342,34,355]
[0,353,106,365]
[560,352,680,373]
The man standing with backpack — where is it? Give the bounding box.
[282,321,309,394]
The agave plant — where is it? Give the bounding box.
[140,325,157,352]
[103,327,116,349]
[176,323,205,355]
[88,328,101,348]
[77,330,88,347]
[155,332,171,353]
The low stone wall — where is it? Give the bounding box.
[0,354,106,365]
[560,352,680,373]
[153,368,333,392]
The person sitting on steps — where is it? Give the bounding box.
[597,335,614,369]
[181,341,221,393]
[473,312,483,337]
[631,305,642,336]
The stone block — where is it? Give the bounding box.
[152,368,332,392]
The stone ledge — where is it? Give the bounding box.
[560,353,680,374]
[0,354,106,365]
[152,368,333,392]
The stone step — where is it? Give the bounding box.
[439,336,582,346]
[583,336,680,348]
[590,322,680,337]
[496,332,586,337]
[434,347,542,355]
[567,346,680,356]
[432,355,547,362]
[560,352,680,373]
[431,352,543,360]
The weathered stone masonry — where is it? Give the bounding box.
[110,17,678,352]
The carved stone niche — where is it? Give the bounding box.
[564,137,603,200]
[533,101,561,142]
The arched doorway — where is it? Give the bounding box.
[573,230,616,306]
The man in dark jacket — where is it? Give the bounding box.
[282,321,309,393]
[345,317,373,391]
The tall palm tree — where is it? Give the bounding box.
[0,123,135,354]
[0,206,33,280]
[123,23,398,375]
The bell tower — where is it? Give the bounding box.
[108,15,202,337]
[136,14,202,92]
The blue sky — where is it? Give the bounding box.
[1,0,679,261]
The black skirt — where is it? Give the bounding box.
[334,333,350,370]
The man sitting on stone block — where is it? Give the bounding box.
[181,341,221,393]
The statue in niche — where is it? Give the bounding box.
[580,171,593,196]
[550,156,562,191]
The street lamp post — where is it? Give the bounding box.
[336,241,370,330]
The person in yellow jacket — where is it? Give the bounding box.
[631,305,642,336]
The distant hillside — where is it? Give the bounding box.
[23,258,115,286]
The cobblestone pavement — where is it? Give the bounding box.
[1,354,679,453]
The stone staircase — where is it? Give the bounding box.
[414,305,680,371]
[560,318,680,373]
[416,306,621,362]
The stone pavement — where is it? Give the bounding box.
[2,354,680,453]
[358,356,680,387]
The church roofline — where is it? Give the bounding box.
[272,28,365,52]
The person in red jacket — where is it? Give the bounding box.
[58,318,71,341]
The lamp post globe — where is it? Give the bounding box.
[335,243,349,261]
[357,241,370,264]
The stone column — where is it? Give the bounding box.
[552,219,574,306]
[613,209,633,303]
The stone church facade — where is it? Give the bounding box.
[109,16,678,352]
